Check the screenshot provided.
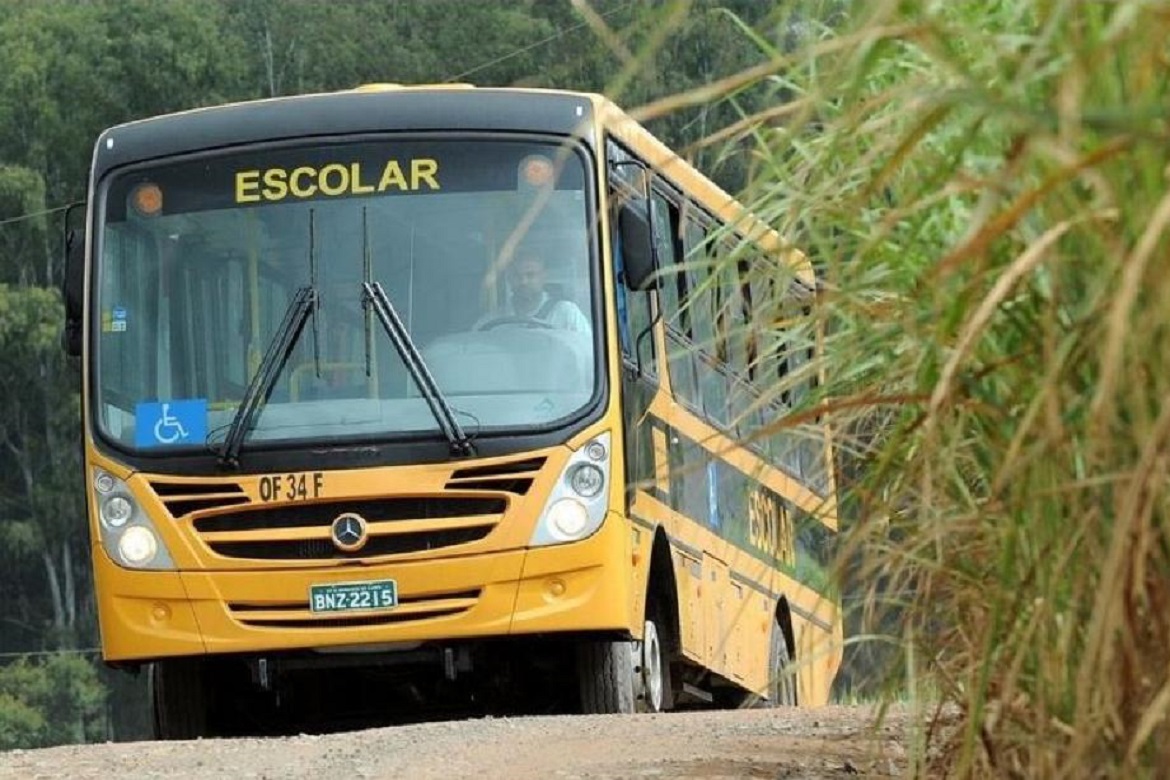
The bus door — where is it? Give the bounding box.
[611,199,661,509]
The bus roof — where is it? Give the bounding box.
[91,85,598,181]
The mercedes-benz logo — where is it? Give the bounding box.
[330,512,369,552]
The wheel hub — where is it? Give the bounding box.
[635,619,664,712]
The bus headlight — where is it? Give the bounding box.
[547,498,590,540]
[91,468,176,570]
[530,433,611,547]
[117,526,159,566]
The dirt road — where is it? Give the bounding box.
[0,706,910,779]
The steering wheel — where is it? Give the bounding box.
[477,316,556,331]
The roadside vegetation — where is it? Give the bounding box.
[693,0,1170,775]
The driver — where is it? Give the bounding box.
[476,253,590,334]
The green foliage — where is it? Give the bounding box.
[0,165,48,285]
[0,0,250,206]
[0,655,106,749]
[0,692,45,750]
[0,283,88,655]
[0,284,61,351]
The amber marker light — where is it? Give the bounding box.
[520,155,554,187]
[131,183,163,216]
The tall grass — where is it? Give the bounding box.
[676,0,1170,775]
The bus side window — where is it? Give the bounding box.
[717,252,748,377]
[748,272,776,384]
[723,257,760,441]
[682,215,727,426]
[656,193,699,410]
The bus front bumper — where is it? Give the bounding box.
[93,512,633,662]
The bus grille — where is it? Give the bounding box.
[444,456,545,494]
[226,589,480,629]
[149,480,249,517]
[209,526,491,561]
[193,497,506,561]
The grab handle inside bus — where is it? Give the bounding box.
[61,201,86,357]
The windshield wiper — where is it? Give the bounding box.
[362,281,475,457]
[216,286,317,469]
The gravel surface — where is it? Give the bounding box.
[0,706,910,779]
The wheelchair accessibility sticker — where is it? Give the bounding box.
[134,399,208,448]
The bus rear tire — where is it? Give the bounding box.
[766,617,797,707]
[150,658,210,739]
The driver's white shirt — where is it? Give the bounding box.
[478,292,591,334]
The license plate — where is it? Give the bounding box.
[309,579,398,614]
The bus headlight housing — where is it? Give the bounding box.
[91,468,176,570]
[530,433,611,547]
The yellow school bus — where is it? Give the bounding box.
[61,84,841,737]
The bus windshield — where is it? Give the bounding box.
[93,137,598,454]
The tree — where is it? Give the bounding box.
[221,0,558,96]
[0,285,88,650]
[0,165,49,285]
[0,0,251,209]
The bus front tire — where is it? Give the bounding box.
[578,635,636,714]
[150,658,209,739]
[578,613,672,714]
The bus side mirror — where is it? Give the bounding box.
[618,199,656,291]
[62,223,85,357]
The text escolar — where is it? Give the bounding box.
[235,159,440,203]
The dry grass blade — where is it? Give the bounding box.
[570,0,634,63]
[683,100,812,155]
[1073,390,1170,768]
[1090,185,1170,429]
